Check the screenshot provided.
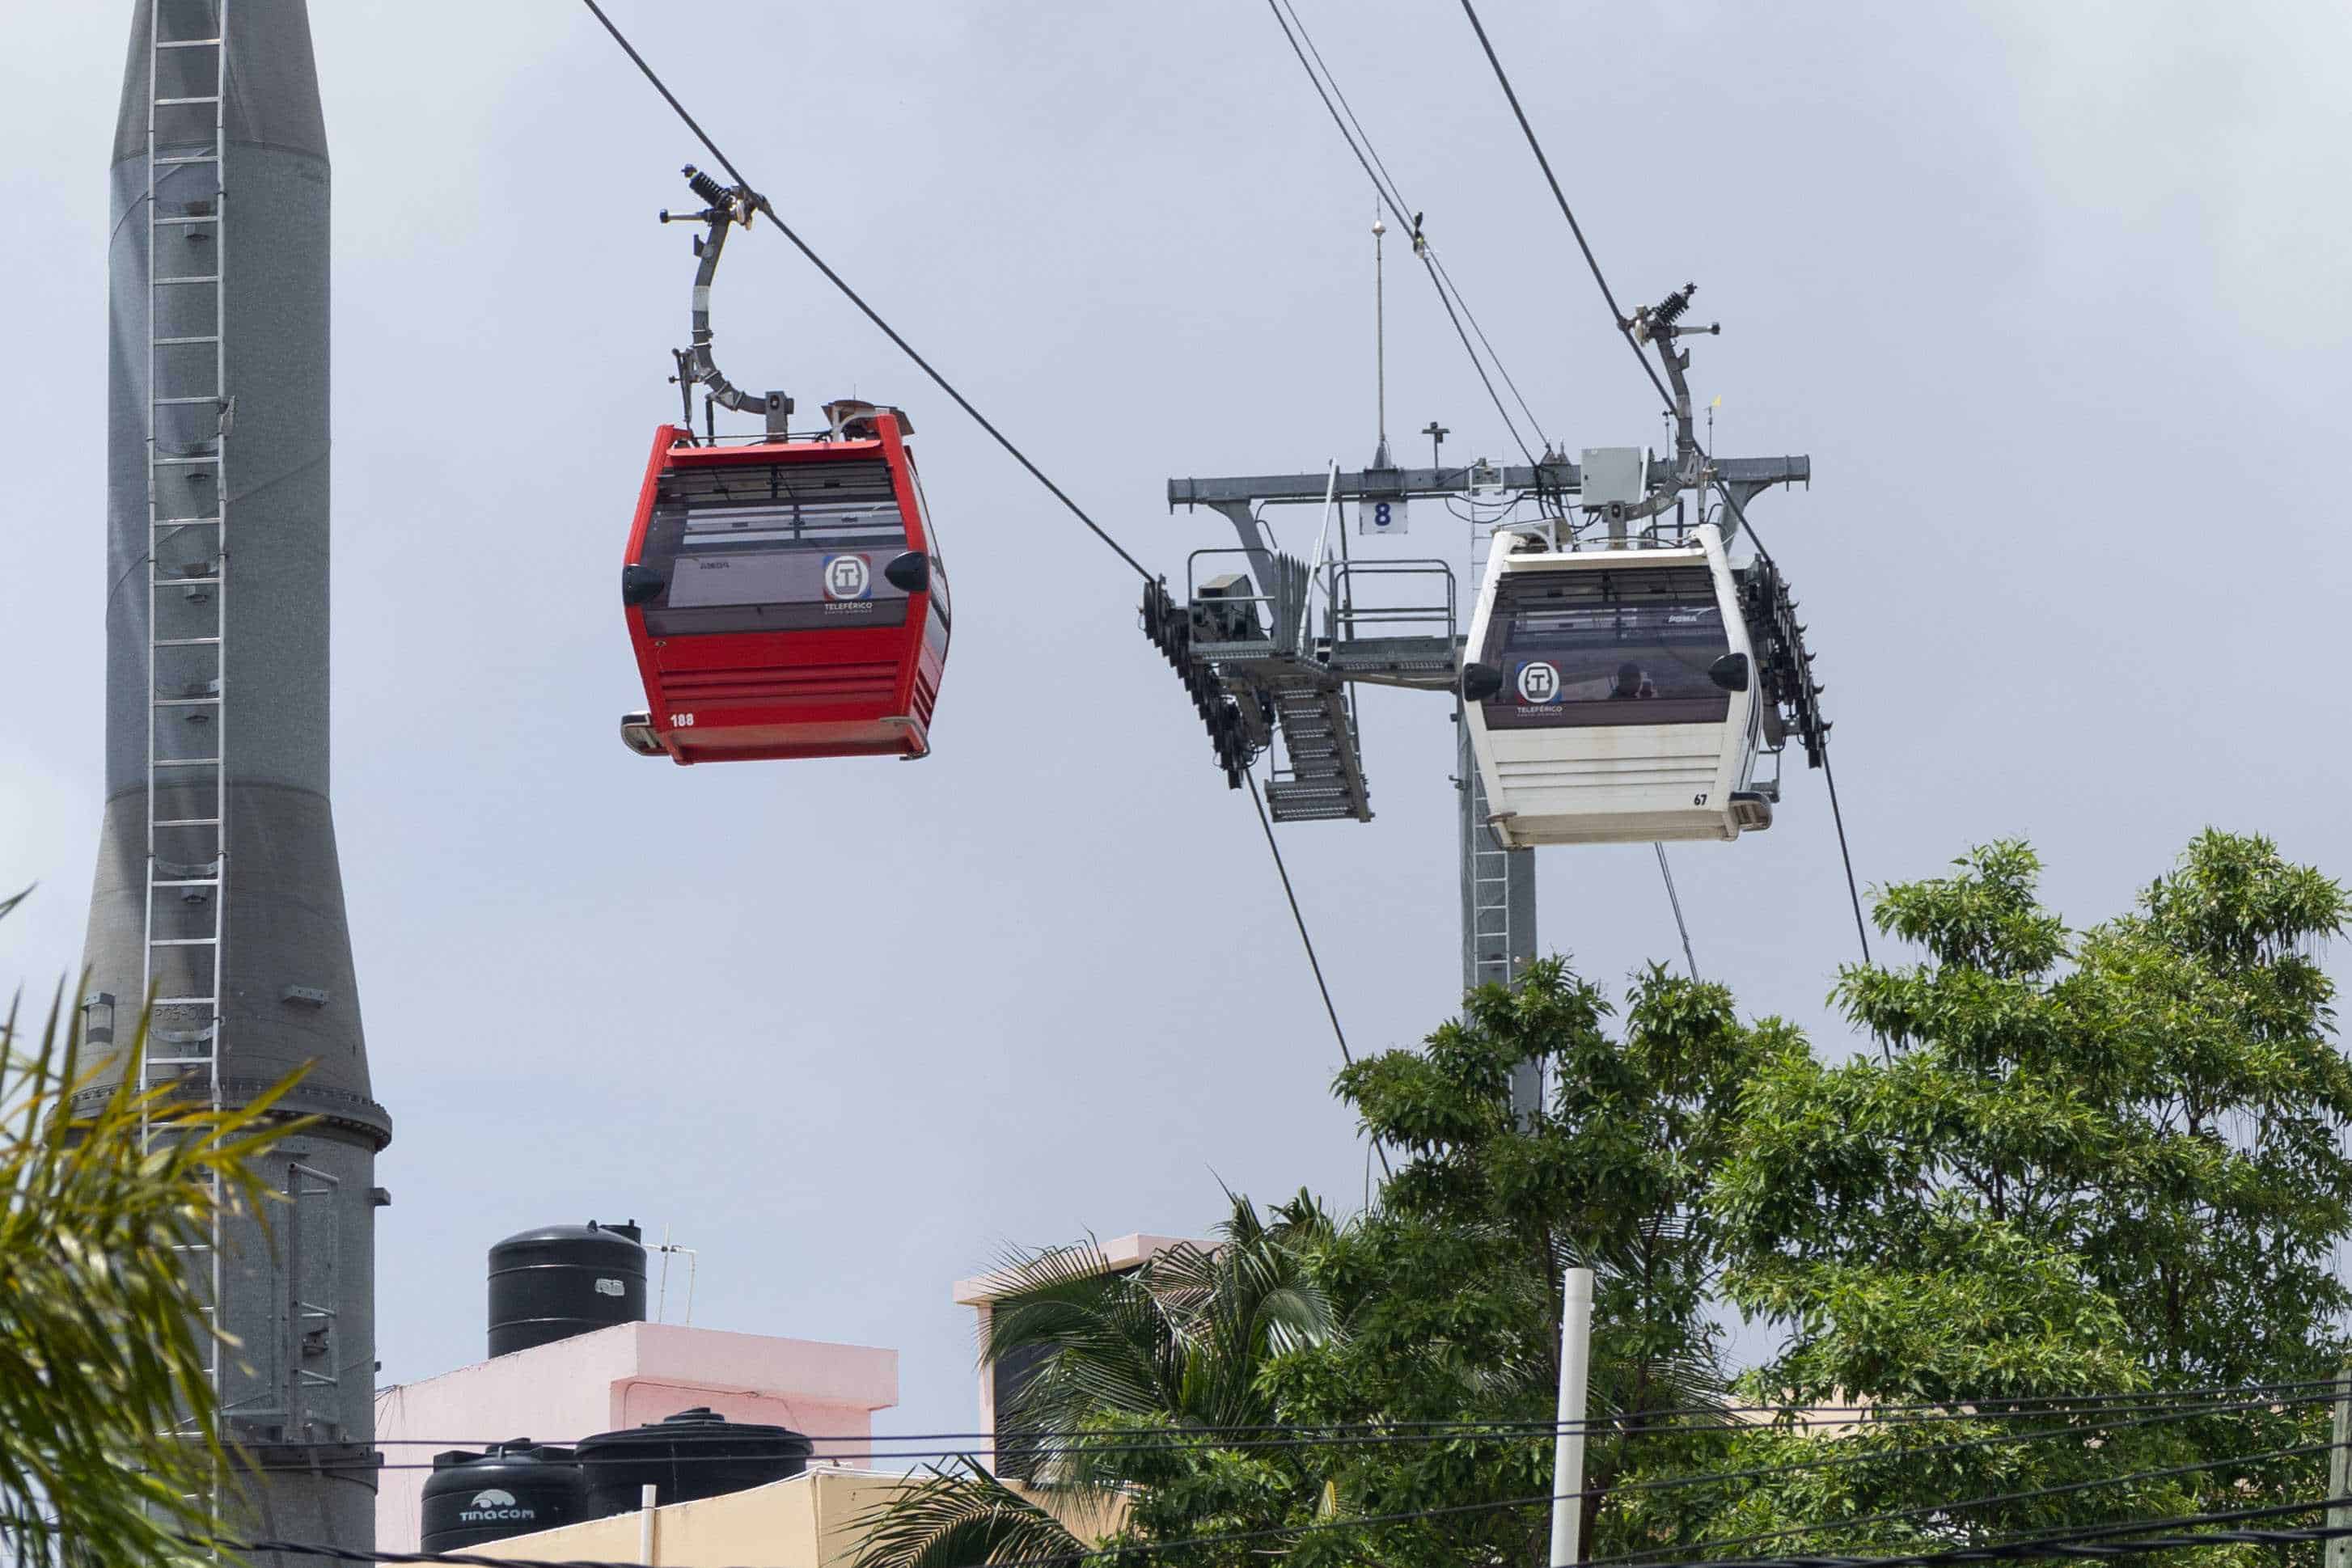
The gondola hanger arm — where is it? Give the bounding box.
[661,164,789,436]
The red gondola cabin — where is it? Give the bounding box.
[618,404,950,763]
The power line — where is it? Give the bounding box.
[349,1401,2327,1469]
[205,1391,2352,1566]
[206,1482,2352,1568]
[1247,773,1392,1180]
[328,1377,2352,1452]
[345,1389,2335,1482]
[574,0,1155,585]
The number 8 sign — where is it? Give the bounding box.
[1358,497,1410,535]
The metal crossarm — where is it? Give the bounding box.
[1168,454,1808,509]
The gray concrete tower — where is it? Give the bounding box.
[82,0,386,1555]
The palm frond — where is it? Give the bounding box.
[1000,1276,1181,1442]
[849,1463,1098,1568]
[0,931,308,1568]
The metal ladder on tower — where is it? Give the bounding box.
[1461,750,1521,991]
[141,0,232,1503]
[1458,514,1532,993]
[1457,509,1542,1119]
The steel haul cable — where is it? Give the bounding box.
[1711,490,1872,964]
[1655,842,1700,978]
[576,0,1154,586]
[1267,0,1715,984]
[1453,0,1669,408]
[1247,773,1392,1179]
[1264,0,1553,454]
[1450,0,1874,966]
[575,2,1422,1122]
[1262,0,1542,465]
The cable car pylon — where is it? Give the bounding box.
[1154,297,1823,1122]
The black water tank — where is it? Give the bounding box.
[488,1219,648,1358]
[577,1408,814,1516]
[421,1442,589,1552]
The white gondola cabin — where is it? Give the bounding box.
[1461,529,1770,847]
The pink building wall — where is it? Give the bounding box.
[374,1321,897,1554]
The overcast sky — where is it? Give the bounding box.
[6,0,2350,1449]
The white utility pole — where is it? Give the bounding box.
[2328,1369,2351,1568]
[1550,1267,1596,1566]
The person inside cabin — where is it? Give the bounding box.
[1611,661,1657,700]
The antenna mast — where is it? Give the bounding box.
[1372,207,1390,468]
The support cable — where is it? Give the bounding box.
[1271,0,1552,453]
[1263,0,1541,464]
[1248,773,1392,1179]
[576,0,1155,585]
[1653,843,1699,979]
[1453,0,1673,411]
[1820,742,1872,964]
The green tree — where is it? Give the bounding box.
[861,831,2352,1568]
[1688,830,2352,1558]
[2,910,299,1568]
[1720,830,2352,1394]
[1286,959,1782,1562]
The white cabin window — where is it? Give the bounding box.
[1480,564,1730,729]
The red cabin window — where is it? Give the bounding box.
[637,457,912,636]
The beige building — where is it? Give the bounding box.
[476,1467,1123,1568]
[951,1232,1195,1453]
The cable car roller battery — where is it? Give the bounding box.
[619,168,950,764]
